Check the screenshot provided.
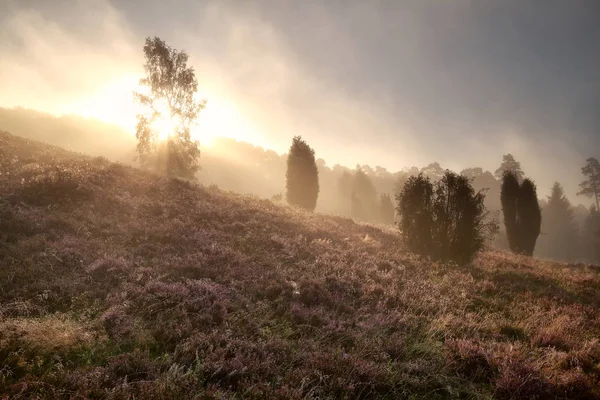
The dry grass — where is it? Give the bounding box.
[1,130,600,399]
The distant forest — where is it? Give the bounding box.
[0,107,595,264]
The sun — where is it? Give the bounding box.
[59,74,266,150]
[149,100,177,141]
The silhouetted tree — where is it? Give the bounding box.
[501,171,541,256]
[519,179,542,256]
[396,174,434,256]
[134,36,205,178]
[501,171,521,253]
[537,183,577,261]
[379,193,395,225]
[495,154,524,181]
[578,157,600,211]
[285,136,319,211]
[397,172,492,264]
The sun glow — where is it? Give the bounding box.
[60,74,265,150]
[192,96,262,148]
[149,99,178,142]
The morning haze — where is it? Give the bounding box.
[2,0,599,201]
[1,1,600,397]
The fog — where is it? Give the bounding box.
[1,0,598,205]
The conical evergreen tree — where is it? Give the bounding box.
[501,171,521,253]
[519,179,542,256]
[500,172,541,256]
[285,136,319,211]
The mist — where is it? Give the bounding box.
[3,3,600,395]
[1,0,599,204]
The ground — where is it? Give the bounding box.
[1,131,600,399]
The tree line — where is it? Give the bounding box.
[285,137,599,264]
[134,36,600,265]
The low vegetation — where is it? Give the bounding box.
[1,131,600,399]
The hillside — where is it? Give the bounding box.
[1,131,600,399]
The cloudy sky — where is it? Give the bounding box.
[1,0,599,203]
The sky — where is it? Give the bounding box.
[1,0,599,204]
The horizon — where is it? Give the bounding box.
[1,105,595,211]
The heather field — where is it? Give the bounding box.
[1,130,600,399]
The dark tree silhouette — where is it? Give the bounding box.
[379,193,395,225]
[397,172,492,264]
[285,136,319,211]
[501,171,521,253]
[519,178,542,256]
[495,154,524,181]
[501,171,541,256]
[537,183,578,261]
[578,157,600,211]
[134,37,205,178]
[396,174,434,256]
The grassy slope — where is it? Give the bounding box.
[1,131,600,400]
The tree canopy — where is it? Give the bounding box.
[134,36,205,178]
[397,172,493,264]
[494,154,524,181]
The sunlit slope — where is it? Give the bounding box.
[1,130,600,399]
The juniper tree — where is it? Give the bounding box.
[285,136,319,211]
[500,171,542,256]
[501,171,521,253]
[397,172,492,264]
[396,174,434,256]
[519,178,542,256]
